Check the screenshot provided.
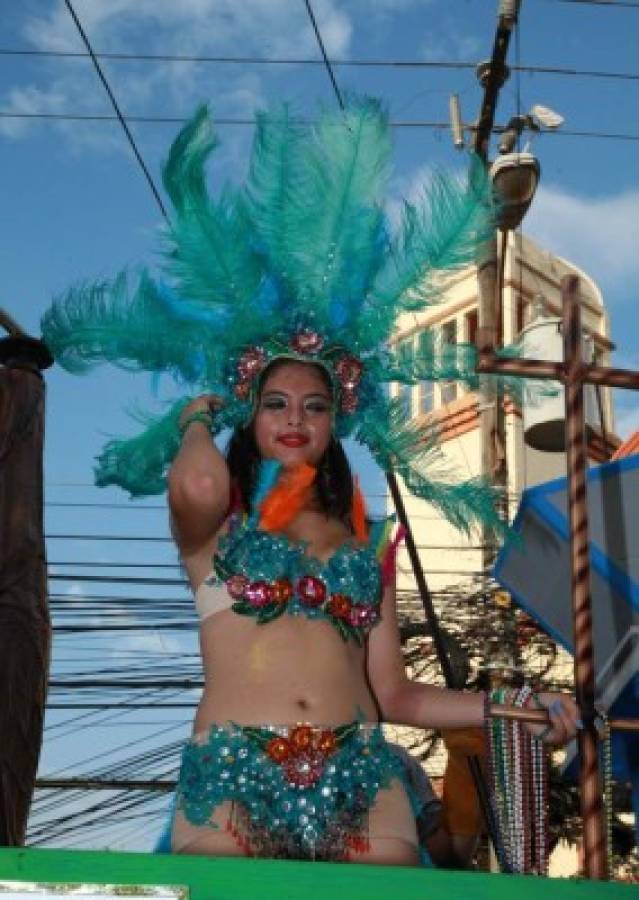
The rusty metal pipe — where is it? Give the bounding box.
[489,703,639,733]
[477,355,565,380]
[476,354,639,391]
[562,275,608,880]
[580,365,639,390]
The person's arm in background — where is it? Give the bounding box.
[390,741,481,869]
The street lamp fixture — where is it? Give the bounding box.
[489,151,540,231]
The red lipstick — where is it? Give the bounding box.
[277,432,310,447]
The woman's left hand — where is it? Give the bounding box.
[526,692,581,745]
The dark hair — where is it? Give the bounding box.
[225,359,354,526]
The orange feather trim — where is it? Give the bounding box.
[351,477,369,543]
[258,463,316,532]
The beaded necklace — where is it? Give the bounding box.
[602,714,613,875]
[487,686,549,874]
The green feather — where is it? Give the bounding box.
[245,105,304,287]
[94,398,188,497]
[356,395,505,536]
[374,337,558,410]
[161,109,264,314]
[283,98,391,326]
[369,157,495,317]
[162,104,216,216]
[41,271,211,382]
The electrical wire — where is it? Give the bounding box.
[547,0,639,7]
[63,0,167,218]
[4,110,638,142]
[302,0,345,109]
[2,47,638,80]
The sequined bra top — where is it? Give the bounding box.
[195,517,398,644]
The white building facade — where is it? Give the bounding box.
[388,231,618,593]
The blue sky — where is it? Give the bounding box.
[2,0,639,850]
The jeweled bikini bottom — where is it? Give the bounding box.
[174,720,412,861]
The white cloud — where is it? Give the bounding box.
[0,84,68,139]
[114,632,186,656]
[4,0,352,147]
[23,0,349,56]
[420,21,480,63]
[356,0,427,9]
[385,163,435,228]
[60,582,87,602]
[386,161,472,231]
[525,184,639,298]
[56,582,104,628]
[21,0,351,66]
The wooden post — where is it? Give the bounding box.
[476,275,639,879]
[0,335,53,846]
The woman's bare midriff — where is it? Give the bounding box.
[193,608,378,733]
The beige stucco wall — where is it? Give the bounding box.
[387,231,616,576]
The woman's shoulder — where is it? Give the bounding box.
[180,513,237,591]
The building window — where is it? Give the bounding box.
[439,320,458,406]
[418,330,434,414]
[465,309,478,347]
[516,296,526,337]
[396,337,414,419]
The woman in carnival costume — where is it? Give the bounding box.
[42,98,579,865]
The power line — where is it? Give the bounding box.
[49,561,181,568]
[548,0,639,6]
[302,0,344,110]
[0,111,251,125]
[44,502,167,512]
[4,110,639,141]
[46,501,166,509]
[3,47,639,80]
[47,702,197,709]
[49,679,202,689]
[36,778,175,791]
[62,0,166,218]
[47,543,490,565]
[46,533,172,541]
[48,573,185,586]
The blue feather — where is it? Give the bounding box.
[255,275,280,314]
[155,281,229,330]
[250,460,283,523]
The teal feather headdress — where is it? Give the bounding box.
[41,97,505,534]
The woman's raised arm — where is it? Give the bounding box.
[168,396,230,557]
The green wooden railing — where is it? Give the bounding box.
[0,848,636,899]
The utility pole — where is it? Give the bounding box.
[0,316,53,845]
[472,0,522,577]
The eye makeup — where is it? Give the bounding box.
[260,391,332,415]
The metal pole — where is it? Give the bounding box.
[386,469,508,870]
[386,471,454,685]
[473,0,522,565]
[562,275,608,880]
